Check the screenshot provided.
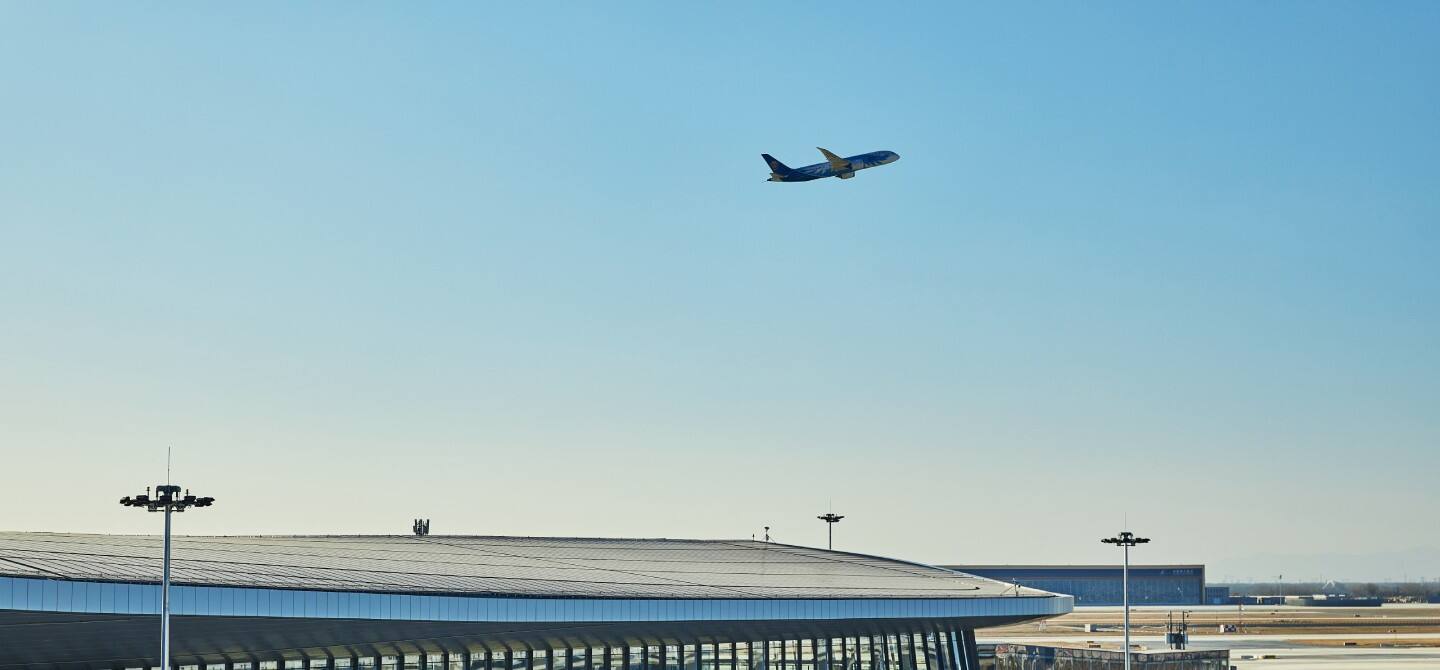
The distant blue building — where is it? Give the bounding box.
[944,565,1205,607]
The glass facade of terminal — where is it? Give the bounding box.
[0,575,1068,670]
[138,631,983,670]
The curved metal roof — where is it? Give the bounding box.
[0,532,1051,600]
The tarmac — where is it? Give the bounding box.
[979,605,1440,669]
[978,634,1440,668]
[1222,647,1440,669]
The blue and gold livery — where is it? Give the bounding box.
[763,147,900,182]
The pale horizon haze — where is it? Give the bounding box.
[1,3,1437,583]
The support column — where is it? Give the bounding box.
[926,630,944,670]
[958,631,977,670]
[944,630,962,670]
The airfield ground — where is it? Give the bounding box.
[977,604,1440,668]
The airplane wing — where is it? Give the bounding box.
[817,147,851,172]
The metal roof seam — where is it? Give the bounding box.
[406,536,772,600]
[0,533,1029,600]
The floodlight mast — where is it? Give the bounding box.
[817,513,844,550]
[119,484,215,670]
[1101,531,1150,670]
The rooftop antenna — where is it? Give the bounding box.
[412,519,430,536]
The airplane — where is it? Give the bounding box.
[762,147,900,182]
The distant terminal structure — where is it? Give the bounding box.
[945,565,1204,607]
[1203,586,1230,605]
[1286,594,1383,607]
[1286,581,1381,607]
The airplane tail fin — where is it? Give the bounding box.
[762,154,793,174]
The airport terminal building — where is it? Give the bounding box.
[0,534,1071,670]
[944,566,1204,607]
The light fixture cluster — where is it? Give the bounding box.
[120,485,215,513]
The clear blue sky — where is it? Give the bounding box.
[1,3,1436,581]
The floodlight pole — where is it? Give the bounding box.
[121,484,215,670]
[817,513,844,550]
[162,499,172,668]
[1102,531,1150,670]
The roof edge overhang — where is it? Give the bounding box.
[1,575,1073,623]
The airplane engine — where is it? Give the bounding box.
[837,172,855,179]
